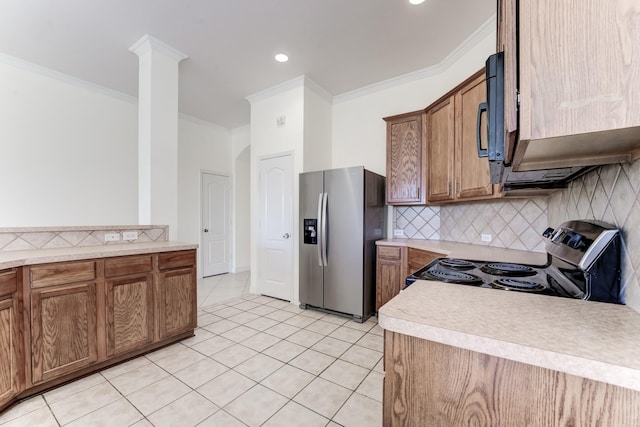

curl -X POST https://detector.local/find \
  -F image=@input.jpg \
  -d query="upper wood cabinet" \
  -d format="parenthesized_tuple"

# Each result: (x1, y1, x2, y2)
(426, 71, 498, 203)
(502, 0, 640, 170)
(384, 111, 427, 205)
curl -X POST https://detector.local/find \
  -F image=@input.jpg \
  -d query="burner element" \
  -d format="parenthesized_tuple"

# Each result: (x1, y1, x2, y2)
(490, 278, 546, 292)
(481, 262, 536, 277)
(420, 269, 483, 286)
(438, 258, 476, 270)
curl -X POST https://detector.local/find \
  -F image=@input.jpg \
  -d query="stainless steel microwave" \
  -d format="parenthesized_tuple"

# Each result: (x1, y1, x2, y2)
(477, 52, 593, 191)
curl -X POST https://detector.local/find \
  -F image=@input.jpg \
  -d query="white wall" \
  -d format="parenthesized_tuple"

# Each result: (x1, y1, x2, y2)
(177, 115, 232, 263)
(331, 28, 496, 176)
(232, 126, 251, 272)
(0, 58, 139, 226)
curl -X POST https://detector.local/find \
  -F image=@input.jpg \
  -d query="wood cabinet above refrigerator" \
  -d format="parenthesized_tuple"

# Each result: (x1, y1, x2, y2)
(501, 0, 640, 172)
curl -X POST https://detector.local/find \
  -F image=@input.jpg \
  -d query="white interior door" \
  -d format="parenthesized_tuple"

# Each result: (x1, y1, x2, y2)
(258, 154, 293, 300)
(202, 172, 230, 277)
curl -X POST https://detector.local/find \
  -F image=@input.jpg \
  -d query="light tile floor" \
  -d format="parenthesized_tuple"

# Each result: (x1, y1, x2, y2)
(0, 272, 383, 426)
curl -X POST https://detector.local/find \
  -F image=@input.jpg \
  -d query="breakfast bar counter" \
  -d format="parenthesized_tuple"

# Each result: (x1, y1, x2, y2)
(379, 280, 640, 391)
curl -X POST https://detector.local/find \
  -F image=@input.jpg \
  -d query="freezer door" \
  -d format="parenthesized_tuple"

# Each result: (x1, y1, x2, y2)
(323, 167, 364, 317)
(299, 170, 324, 307)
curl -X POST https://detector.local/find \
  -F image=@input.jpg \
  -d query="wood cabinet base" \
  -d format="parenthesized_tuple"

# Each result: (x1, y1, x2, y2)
(0, 249, 197, 414)
(383, 331, 640, 426)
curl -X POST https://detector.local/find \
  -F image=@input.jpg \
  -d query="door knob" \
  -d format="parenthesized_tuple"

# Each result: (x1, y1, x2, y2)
(283, 233, 290, 239)
(203, 229, 209, 233)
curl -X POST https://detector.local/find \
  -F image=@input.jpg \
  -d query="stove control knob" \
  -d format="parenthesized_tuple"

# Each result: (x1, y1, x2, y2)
(567, 233, 587, 250)
(542, 227, 555, 238)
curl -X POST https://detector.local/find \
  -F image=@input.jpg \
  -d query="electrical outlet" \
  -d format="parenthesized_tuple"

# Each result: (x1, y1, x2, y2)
(104, 233, 120, 242)
(394, 229, 405, 237)
(481, 233, 492, 242)
(122, 231, 138, 241)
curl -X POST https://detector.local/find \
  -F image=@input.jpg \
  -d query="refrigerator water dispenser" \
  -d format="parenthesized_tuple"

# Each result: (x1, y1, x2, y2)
(303, 219, 317, 244)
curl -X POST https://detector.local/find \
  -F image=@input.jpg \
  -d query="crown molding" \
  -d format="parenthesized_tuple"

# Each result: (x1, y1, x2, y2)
(333, 14, 497, 104)
(303, 76, 333, 103)
(245, 75, 305, 104)
(246, 75, 333, 105)
(129, 34, 188, 62)
(0, 52, 137, 105)
(178, 112, 230, 132)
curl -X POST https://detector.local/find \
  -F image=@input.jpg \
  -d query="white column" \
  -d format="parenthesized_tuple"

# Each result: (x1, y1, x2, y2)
(129, 35, 187, 240)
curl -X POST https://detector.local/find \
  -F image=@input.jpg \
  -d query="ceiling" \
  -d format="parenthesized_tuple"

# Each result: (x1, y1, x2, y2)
(0, 0, 496, 129)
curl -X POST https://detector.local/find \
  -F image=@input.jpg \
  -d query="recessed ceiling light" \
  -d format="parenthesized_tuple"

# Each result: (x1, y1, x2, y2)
(409, 0, 425, 4)
(275, 53, 289, 63)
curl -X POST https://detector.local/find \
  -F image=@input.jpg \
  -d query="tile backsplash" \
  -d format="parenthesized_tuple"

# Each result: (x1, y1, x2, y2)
(548, 160, 640, 313)
(0, 225, 168, 252)
(395, 198, 548, 253)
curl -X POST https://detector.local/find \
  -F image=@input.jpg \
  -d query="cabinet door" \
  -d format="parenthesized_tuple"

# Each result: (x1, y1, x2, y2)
(0, 297, 21, 408)
(31, 283, 98, 383)
(157, 267, 197, 339)
(498, 0, 518, 163)
(385, 112, 427, 205)
(456, 74, 494, 200)
(427, 97, 455, 202)
(376, 247, 404, 311)
(515, 0, 640, 169)
(106, 274, 154, 357)
(406, 248, 442, 275)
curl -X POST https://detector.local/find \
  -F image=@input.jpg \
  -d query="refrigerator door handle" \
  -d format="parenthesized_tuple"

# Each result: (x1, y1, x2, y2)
(317, 193, 324, 266)
(321, 192, 328, 266)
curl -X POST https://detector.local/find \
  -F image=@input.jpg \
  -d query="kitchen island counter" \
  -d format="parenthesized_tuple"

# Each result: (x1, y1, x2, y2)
(379, 279, 640, 392)
(0, 241, 198, 270)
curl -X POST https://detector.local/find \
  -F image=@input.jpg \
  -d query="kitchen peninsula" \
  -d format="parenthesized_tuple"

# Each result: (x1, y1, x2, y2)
(378, 258, 640, 425)
(0, 228, 197, 413)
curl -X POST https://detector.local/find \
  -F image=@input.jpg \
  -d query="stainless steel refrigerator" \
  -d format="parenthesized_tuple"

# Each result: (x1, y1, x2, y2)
(299, 166, 386, 322)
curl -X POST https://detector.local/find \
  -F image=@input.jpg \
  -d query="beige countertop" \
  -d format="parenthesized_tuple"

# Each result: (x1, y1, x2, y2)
(376, 238, 548, 265)
(0, 241, 198, 269)
(379, 280, 640, 392)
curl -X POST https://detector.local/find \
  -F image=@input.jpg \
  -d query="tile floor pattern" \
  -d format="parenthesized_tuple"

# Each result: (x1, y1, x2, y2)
(0, 272, 384, 427)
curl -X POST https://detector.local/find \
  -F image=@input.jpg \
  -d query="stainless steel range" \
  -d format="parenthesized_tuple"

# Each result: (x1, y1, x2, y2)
(405, 220, 623, 304)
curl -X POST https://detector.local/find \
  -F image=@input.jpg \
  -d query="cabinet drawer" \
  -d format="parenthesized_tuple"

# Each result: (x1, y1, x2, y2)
(378, 246, 401, 260)
(105, 255, 152, 278)
(30, 261, 96, 288)
(0, 269, 17, 297)
(158, 251, 195, 271)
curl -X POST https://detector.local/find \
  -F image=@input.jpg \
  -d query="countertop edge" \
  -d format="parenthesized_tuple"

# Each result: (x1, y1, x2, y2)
(379, 310, 640, 392)
(0, 242, 198, 269)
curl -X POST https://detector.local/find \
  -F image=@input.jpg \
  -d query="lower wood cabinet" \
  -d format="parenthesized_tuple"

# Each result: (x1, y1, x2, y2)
(1, 249, 197, 413)
(157, 252, 197, 339)
(0, 269, 23, 410)
(376, 246, 443, 311)
(376, 246, 405, 311)
(105, 255, 154, 357)
(30, 282, 98, 384)
(383, 331, 640, 426)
